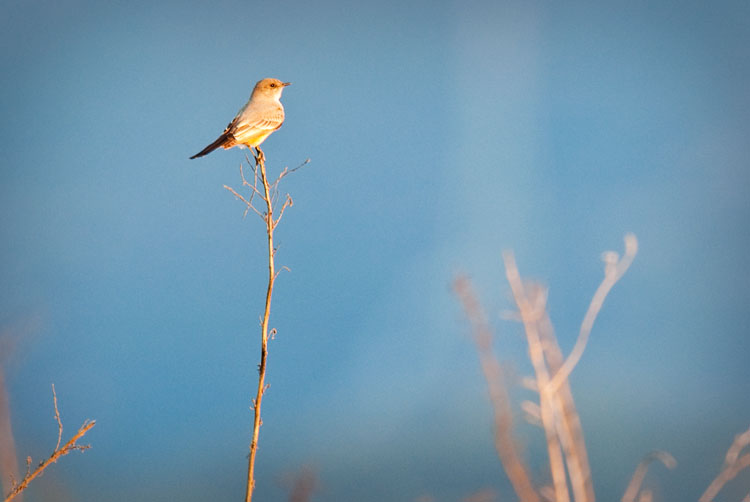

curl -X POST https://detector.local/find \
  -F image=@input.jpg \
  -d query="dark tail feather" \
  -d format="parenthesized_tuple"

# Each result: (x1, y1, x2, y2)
(190, 132, 232, 159)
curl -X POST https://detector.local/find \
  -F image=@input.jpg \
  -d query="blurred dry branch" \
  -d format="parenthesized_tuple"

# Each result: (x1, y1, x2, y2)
(3, 385, 95, 502)
(546, 234, 638, 395)
(621, 451, 676, 502)
(0, 368, 19, 501)
(503, 254, 573, 502)
(455, 234, 639, 502)
(463, 488, 498, 502)
(224, 148, 309, 502)
(700, 425, 750, 502)
(0, 315, 43, 500)
(454, 277, 539, 502)
(636, 490, 653, 502)
(287, 466, 318, 502)
(415, 495, 435, 502)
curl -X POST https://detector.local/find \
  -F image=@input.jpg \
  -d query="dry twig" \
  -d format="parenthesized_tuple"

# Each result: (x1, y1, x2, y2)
(503, 253, 570, 502)
(0, 367, 19, 501)
(495, 234, 637, 502)
(700, 425, 750, 502)
(3, 385, 95, 502)
(454, 277, 540, 502)
(621, 450, 676, 502)
(224, 148, 308, 502)
(547, 234, 638, 395)
(538, 308, 593, 502)
(637, 490, 653, 502)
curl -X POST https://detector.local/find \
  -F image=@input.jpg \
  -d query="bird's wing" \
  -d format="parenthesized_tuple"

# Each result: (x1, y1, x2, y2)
(231, 109, 285, 136)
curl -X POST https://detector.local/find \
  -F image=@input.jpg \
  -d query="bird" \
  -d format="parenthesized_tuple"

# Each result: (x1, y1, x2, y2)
(190, 78, 291, 160)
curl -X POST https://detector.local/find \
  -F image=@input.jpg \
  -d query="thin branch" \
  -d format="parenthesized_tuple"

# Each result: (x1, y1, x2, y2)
(547, 233, 638, 395)
(52, 384, 62, 451)
(0, 366, 19, 502)
(498, 236, 637, 502)
(228, 155, 309, 228)
(224, 185, 263, 219)
(242, 161, 264, 200)
(4, 388, 95, 502)
(274, 266, 291, 282)
(245, 150, 275, 502)
(275, 158, 311, 185)
(535, 298, 594, 502)
(621, 450, 676, 502)
(725, 427, 750, 466)
(503, 253, 570, 502)
(274, 195, 294, 228)
(700, 426, 750, 502)
(700, 454, 750, 502)
(454, 276, 540, 502)
(226, 148, 308, 502)
(521, 400, 542, 427)
(637, 490, 653, 502)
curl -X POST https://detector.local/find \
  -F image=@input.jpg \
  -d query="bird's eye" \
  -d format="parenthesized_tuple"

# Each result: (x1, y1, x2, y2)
(270, 83, 277, 88)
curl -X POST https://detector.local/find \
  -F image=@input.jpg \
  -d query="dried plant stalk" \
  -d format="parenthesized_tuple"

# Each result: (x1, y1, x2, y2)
(536, 308, 593, 502)
(498, 235, 637, 502)
(224, 149, 308, 502)
(621, 450, 676, 502)
(503, 253, 570, 502)
(636, 490, 652, 502)
(546, 234, 638, 395)
(454, 277, 540, 502)
(700, 426, 750, 502)
(4, 385, 95, 502)
(0, 368, 19, 501)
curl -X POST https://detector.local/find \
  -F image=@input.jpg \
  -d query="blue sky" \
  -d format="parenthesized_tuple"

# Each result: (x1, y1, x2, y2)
(1, 0, 749, 501)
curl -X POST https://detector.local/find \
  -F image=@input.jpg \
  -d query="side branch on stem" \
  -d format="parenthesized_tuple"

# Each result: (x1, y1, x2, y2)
(621, 450, 676, 502)
(4, 385, 95, 502)
(546, 234, 638, 395)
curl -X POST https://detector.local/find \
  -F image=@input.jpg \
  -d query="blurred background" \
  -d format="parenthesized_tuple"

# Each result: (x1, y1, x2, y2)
(1, 0, 749, 500)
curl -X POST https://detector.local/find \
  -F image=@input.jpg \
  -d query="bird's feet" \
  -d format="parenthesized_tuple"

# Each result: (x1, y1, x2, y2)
(253, 147, 266, 165)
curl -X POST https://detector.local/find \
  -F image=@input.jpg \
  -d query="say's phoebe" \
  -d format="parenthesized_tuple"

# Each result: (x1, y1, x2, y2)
(190, 78, 290, 159)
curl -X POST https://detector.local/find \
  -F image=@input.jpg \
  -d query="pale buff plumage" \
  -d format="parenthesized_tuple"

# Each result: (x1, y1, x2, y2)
(190, 78, 290, 159)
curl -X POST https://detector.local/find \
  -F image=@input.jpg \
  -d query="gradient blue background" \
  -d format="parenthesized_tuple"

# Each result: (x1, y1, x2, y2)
(2, 1, 749, 500)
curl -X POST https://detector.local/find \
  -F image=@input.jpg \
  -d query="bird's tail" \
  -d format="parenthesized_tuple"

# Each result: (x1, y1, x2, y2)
(190, 132, 232, 159)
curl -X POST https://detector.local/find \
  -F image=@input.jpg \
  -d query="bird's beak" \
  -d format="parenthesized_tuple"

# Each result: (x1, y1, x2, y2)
(282, 82, 292, 87)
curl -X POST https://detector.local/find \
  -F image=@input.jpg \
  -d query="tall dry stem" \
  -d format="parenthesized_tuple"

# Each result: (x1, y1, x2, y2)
(535, 305, 593, 502)
(482, 234, 637, 502)
(454, 277, 540, 502)
(224, 149, 307, 502)
(504, 254, 570, 502)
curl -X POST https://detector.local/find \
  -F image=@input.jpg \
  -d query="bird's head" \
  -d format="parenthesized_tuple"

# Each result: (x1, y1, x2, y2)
(253, 78, 291, 101)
